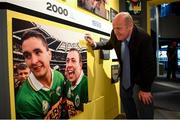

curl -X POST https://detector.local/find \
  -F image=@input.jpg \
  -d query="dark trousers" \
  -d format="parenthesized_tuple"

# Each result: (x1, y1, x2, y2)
(120, 84, 154, 119)
(167, 61, 177, 80)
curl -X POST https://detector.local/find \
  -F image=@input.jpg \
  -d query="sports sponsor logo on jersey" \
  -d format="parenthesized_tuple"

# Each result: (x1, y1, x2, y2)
(42, 100, 49, 115)
(75, 95, 80, 107)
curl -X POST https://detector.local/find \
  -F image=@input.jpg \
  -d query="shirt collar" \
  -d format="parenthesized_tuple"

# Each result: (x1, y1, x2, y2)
(28, 69, 53, 91)
(71, 71, 84, 90)
(126, 35, 131, 43)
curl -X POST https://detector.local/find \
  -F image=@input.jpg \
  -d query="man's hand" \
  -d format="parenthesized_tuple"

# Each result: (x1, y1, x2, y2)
(84, 33, 95, 47)
(138, 90, 153, 105)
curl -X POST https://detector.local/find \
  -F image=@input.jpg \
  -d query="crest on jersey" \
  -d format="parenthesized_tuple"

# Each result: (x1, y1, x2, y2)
(42, 100, 49, 115)
(67, 88, 71, 98)
(75, 95, 80, 107)
(56, 86, 61, 96)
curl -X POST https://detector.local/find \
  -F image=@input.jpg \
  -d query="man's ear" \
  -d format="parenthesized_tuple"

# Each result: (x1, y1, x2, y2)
(48, 50, 52, 60)
(128, 22, 133, 30)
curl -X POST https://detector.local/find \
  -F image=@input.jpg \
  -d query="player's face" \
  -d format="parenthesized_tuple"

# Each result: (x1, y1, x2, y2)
(113, 17, 131, 42)
(17, 68, 30, 81)
(22, 37, 51, 80)
(65, 51, 82, 83)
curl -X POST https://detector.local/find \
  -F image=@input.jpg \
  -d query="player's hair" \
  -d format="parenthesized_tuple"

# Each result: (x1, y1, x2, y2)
(16, 63, 28, 71)
(68, 48, 82, 63)
(21, 30, 49, 51)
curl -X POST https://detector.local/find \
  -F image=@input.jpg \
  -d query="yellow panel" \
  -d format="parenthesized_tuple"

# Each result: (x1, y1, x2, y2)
(7, 10, 93, 119)
(72, 96, 104, 119)
(104, 61, 121, 118)
(7, 10, 16, 119)
(109, 0, 119, 12)
(7, 0, 121, 117)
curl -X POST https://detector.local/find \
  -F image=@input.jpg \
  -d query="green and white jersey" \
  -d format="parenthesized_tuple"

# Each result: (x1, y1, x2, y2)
(65, 71, 88, 111)
(16, 70, 64, 119)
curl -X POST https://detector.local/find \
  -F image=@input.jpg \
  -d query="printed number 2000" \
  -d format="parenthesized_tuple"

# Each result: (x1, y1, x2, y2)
(46, 2, 68, 16)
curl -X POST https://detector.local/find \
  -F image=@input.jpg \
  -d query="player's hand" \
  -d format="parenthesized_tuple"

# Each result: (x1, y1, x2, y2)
(84, 33, 95, 47)
(138, 90, 153, 105)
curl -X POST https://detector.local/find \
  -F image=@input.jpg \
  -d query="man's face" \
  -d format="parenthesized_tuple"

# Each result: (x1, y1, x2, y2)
(112, 17, 132, 41)
(17, 68, 30, 81)
(65, 51, 82, 82)
(22, 37, 51, 80)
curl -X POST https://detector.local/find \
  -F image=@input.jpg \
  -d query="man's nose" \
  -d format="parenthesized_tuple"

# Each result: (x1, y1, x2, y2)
(67, 60, 73, 66)
(22, 74, 26, 78)
(31, 54, 38, 64)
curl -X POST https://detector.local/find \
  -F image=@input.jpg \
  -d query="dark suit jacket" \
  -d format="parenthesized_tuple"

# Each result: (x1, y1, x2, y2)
(95, 25, 156, 92)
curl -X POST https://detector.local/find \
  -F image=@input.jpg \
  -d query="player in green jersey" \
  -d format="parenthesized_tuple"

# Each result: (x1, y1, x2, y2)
(63, 48, 88, 118)
(14, 62, 30, 94)
(15, 30, 65, 119)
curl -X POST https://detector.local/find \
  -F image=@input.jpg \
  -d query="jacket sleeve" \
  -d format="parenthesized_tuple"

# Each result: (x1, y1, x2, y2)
(94, 30, 115, 50)
(139, 34, 156, 92)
